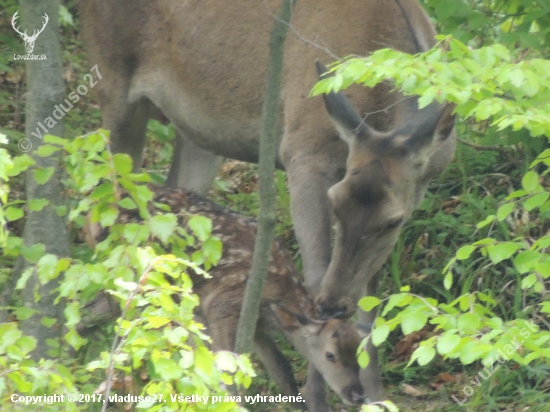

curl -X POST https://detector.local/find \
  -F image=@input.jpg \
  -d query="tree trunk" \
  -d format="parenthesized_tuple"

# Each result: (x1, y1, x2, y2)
(17, 0, 70, 360)
(235, 0, 297, 353)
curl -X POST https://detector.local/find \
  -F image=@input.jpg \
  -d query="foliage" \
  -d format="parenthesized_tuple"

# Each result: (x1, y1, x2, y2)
(312, 6, 550, 407)
(421, 0, 550, 54)
(311, 37, 550, 139)
(358, 287, 548, 367)
(0, 131, 254, 411)
(0, 132, 14, 247)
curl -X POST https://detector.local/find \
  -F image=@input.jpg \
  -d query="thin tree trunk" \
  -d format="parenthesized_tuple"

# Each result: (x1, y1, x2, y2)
(235, 0, 297, 353)
(17, 0, 70, 360)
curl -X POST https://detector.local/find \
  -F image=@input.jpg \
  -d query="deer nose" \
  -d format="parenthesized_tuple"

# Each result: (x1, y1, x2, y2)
(316, 302, 348, 320)
(351, 389, 368, 404)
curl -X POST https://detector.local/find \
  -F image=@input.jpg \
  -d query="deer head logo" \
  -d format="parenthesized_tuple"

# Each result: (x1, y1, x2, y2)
(12, 11, 49, 54)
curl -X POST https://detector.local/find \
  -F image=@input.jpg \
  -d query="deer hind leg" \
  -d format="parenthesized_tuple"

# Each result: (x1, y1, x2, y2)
(357, 272, 383, 403)
(165, 132, 223, 195)
(253, 328, 307, 411)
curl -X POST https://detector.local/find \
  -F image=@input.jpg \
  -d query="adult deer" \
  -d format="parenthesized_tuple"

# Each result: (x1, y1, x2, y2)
(83, 186, 365, 410)
(80, 0, 456, 409)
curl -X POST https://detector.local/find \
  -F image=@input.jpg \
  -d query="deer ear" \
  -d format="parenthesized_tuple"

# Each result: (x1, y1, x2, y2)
(432, 103, 456, 142)
(316, 62, 373, 145)
(402, 103, 456, 154)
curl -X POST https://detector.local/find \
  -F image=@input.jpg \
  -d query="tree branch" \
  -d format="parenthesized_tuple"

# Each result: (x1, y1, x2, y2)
(235, 0, 297, 353)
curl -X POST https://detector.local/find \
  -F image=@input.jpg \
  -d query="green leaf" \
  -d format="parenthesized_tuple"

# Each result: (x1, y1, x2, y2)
(458, 313, 481, 333)
(113, 153, 133, 176)
(33, 144, 61, 157)
(371, 324, 390, 346)
(437, 333, 461, 356)
(521, 273, 538, 289)
(459, 340, 485, 365)
(486, 242, 521, 264)
(485, 317, 503, 329)
(476, 215, 495, 229)
(7, 155, 35, 176)
(99, 208, 118, 227)
(33, 167, 55, 184)
(147, 316, 172, 328)
(0, 323, 22, 349)
(382, 293, 412, 316)
(514, 251, 540, 274)
(64, 301, 80, 327)
(5, 207, 24, 222)
(215, 351, 238, 372)
(150, 214, 178, 243)
(401, 313, 428, 335)
(521, 171, 539, 192)
(29, 198, 49, 211)
(358, 296, 381, 312)
(194, 346, 215, 376)
(123, 223, 149, 244)
(15, 268, 33, 290)
(456, 245, 476, 260)
(65, 328, 87, 351)
(357, 350, 370, 368)
(496, 203, 514, 221)
(41, 317, 57, 327)
(203, 237, 222, 265)
(16, 336, 37, 355)
(177, 350, 194, 370)
(21, 243, 46, 263)
(410, 345, 436, 366)
(15, 307, 36, 320)
(524, 192, 549, 211)
(188, 215, 212, 242)
(443, 271, 453, 290)
(118, 197, 137, 210)
(37, 254, 59, 282)
(363, 406, 383, 412)
(541, 301, 550, 314)
(59, 5, 74, 26)
(55, 205, 67, 217)
(535, 261, 550, 279)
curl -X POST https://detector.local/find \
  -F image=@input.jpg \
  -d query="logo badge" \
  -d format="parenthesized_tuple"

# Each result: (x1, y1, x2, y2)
(12, 11, 49, 54)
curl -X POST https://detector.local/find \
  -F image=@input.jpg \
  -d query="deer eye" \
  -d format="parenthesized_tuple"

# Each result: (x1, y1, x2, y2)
(386, 217, 403, 230)
(326, 351, 336, 362)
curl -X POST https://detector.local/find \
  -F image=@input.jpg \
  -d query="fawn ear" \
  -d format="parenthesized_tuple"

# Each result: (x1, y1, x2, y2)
(271, 304, 326, 335)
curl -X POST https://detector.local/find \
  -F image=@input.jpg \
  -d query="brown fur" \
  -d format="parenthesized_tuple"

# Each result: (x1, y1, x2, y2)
(83, 186, 364, 408)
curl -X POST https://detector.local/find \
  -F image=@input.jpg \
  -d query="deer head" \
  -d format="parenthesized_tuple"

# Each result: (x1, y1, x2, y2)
(314, 62, 456, 319)
(272, 304, 365, 405)
(12, 11, 49, 54)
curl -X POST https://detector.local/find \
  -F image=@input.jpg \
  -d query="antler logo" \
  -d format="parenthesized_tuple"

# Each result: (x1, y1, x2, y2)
(12, 11, 49, 54)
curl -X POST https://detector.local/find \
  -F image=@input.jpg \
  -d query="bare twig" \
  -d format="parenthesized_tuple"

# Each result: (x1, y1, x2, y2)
(261, 0, 340, 60)
(458, 138, 509, 156)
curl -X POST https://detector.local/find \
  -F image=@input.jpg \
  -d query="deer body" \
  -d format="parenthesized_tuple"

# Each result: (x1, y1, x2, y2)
(80, 0, 456, 407)
(84, 186, 364, 409)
